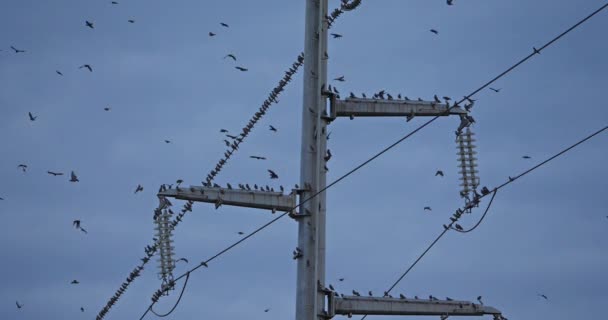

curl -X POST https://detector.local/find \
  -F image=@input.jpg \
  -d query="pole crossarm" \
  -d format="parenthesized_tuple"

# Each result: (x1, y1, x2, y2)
(157, 186, 296, 213)
(328, 295, 502, 318)
(329, 96, 466, 119)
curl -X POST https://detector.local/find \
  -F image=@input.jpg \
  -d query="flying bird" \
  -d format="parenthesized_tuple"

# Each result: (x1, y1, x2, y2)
(338, 278, 345, 282)
(489, 87, 501, 93)
(16, 301, 23, 309)
(164, 140, 171, 143)
(209, 32, 216, 37)
(47, 171, 64, 176)
(447, 0, 454, 5)
(264, 309, 270, 313)
(69, 171, 79, 182)
(237, 231, 244, 235)
(334, 75, 345, 82)
(268, 169, 279, 179)
(250, 155, 266, 160)
(18, 164, 28, 172)
(430, 29, 439, 35)
(269, 125, 277, 132)
(81, 307, 85, 312)
(73, 220, 81, 229)
(134, 184, 143, 194)
(10, 46, 26, 53)
(235, 66, 248, 72)
(435, 170, 444, 177)
(424, 206, 432, 211)
(176, 258, 189, 263)
(111, 1, 119, 4)
(79, 64, 93, 72)
(104, 107, 111, 111)
(80, 227, 88, 234)
(128, 19, 135, 23)
(220, 129, 229, 133)
(522, 155, 531, 159)
(28, 112, 37, 121)
(538, 294, 548, 300)
(85, 21, 94, 29)
(56, 70, 63, 76)
(224, 54, 237, 61)
(220, 22, 229, 28)
(477, 296, 483, 304)
(331, 33, 343, 38)
(71, 280, 80, 284)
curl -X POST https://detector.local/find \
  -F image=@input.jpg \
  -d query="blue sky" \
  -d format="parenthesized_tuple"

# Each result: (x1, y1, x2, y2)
(1, 0, 607, 319)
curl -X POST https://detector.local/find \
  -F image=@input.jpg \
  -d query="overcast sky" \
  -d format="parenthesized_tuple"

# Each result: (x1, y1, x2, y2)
(1, 0, 607, 319)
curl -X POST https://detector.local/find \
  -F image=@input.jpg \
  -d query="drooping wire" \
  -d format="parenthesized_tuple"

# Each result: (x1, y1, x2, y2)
(150, 272, 191, 318)
(359, 125, 607, 320)
(95, 1, 367, 320)
(135, 0, 608, 314)
(451, 190, 498, 233)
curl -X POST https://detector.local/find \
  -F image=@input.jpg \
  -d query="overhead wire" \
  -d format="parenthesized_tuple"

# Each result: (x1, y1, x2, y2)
(135, 1, 608, 318)
(359, 125, 607, 320)
(95, 1, 366, 319)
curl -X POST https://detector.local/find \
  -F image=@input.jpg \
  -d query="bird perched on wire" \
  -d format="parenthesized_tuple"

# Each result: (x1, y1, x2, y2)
(481, 186, 490, 196)
(268, 169, 279, 179)
(28, 112, 37, 121)
(79, 64, 93, 72)
(70, 171, 79, 182)
(435, 170, 444, 177)
(17, 164, 28, 172)
(134, 184, 143, 194)
(352, 290, 360, 296)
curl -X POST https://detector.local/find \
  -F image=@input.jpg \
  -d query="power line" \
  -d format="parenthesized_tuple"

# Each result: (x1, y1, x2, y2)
(95, 2, 367, 319)
(135, 1, 608, 315)
(450, 190, 498, 233)
(360, 124, 607, 320)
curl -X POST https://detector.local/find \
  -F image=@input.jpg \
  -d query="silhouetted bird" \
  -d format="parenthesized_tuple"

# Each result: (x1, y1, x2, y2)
(334, 76, 345, 82)
(455, 224, 463, 231)
(134, 184, 143, 194)
(477, 296, 483, 304)
(237, 231, 244, 235)
(18, 164, 28, 172)
(269, 125, 278, 132)
(533, 47, 541, 54)
(268, 170, 279, 179)
(352, 290, 360, 296)
(538, 294, 548, 300)
(250, 155, 266, 160)
(56, 70, 63, 76)
(10, 46, 26, 53)
(128, 19, 135, 23)
(85, 21, 94, 29)
(16, 301, 23, 309)
(164, 140, 171, 143)
(481, 186, 490, 195)
(71, 280, 80, 284)
(79, 64, 93, 72)
(104, 107, 111, 111)
(28, 112, 37, 121)
(264, 309, 270, 312)
(331, 33, 343, 38)
(424, 206, 432, 211)
(235, 66, 248, 72)
(176, 258, 189, 263)
(489, 87, 501, 93)
(220, 22, 229, 28)
(47, 171, 63, 176)
(220, 129, 229, 133)
(70, 171, 79, 182)
(430, 29, 439, 35)
(81, 307, 84, 312)
(447, 0, 454, 5)
(209, 32, 216, 37)
(224, 54, 237, 61)
(435, 170, 444, 177)
(522, 155, 531, 159)
(73, 220, 81, 229)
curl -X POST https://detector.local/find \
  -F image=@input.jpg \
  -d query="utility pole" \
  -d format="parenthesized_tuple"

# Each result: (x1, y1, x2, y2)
(297, 1, 326, 320)
(156, 1, 505, 320)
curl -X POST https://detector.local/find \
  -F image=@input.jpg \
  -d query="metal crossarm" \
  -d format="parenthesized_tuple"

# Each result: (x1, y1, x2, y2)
(158, 186, 297, 213)
(329, 96, 466, 119)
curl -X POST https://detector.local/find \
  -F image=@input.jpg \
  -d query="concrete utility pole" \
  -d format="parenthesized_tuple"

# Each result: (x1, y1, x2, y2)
(157, 1, 505, 320)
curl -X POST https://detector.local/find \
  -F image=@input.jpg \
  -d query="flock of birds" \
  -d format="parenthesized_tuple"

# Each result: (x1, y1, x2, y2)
(2, 0, 573, 317)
